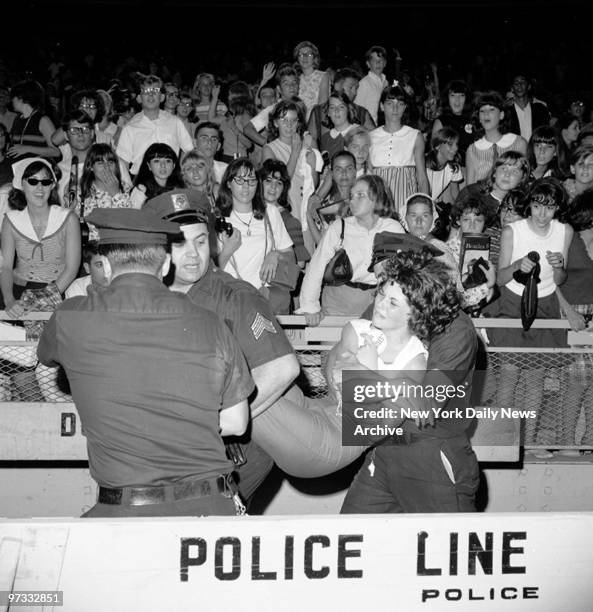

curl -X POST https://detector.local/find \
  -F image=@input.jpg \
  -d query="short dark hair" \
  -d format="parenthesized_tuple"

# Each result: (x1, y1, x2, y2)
(267, 99, 306, 141)
(69, 89, 105, 123)
(472, 91, 509, 136)
(365, 45, 387, 62)
(327, 90, 356, 127)
(334, 68, 362, 84)
(258, 159, 291, 210)
(526, 176, 568, 219)
(82, 241, 100, 265)
(98, 243, 168, 273)
(10, 80, 45, 110)
(8, 160, 60, 211)
(500, 188, 528, 218)
(570, 144, 593, 166)
(331, 149, 356, 169)
(276, 63, 299, 86)
(527, 126, 562, 178)
(62, 109, 95, 132)
(450, 194, 495, 228)
(485, 151, 530, 192)
(381, 249, 460, 341)
(194, 120, 223, 141)
(567, 190, 593, 231)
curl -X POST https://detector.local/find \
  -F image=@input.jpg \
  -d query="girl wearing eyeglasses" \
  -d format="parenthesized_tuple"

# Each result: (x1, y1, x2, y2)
(215, 158, 295, 314)
(176, 90, 198, 140)
(263, 99, 323, 256)
(1, 158, 80, 319)
(293, 40, 330, 120)
(50, 89, 110, 149)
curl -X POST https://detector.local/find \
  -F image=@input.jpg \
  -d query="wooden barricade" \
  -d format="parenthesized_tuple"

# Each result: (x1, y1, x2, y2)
(3, 314, 593, 517)
(0, 512, 593, 611)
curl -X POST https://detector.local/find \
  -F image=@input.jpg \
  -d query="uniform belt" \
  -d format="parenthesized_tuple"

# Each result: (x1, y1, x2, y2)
(345, 281, 376, 291)
(97, 474, 236, 506)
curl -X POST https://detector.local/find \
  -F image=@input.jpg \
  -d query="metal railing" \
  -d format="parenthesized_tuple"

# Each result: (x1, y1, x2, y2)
(2, 312, 593, 450)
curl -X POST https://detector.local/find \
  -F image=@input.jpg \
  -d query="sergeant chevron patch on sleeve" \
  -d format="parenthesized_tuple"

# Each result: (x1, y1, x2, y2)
(251, 312, 277, 339)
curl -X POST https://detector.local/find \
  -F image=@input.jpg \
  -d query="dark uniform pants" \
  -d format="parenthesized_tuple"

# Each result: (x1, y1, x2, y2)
(233, 439, 275, 506)
(341, 435, 479, 514)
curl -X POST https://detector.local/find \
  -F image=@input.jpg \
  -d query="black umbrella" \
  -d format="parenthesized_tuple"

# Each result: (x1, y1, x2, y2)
(512, 251, 540, 331)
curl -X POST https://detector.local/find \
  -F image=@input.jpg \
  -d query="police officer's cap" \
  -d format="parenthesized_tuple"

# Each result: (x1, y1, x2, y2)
(368, 232, 444, 272)
(165, 210, 210, 226)
(86, 209, 181, 245)
(143, 188, 211, 221)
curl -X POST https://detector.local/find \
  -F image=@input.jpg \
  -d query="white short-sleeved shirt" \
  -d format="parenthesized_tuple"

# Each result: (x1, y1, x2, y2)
(354, 72, 387, 124)
(116, 110, 194, 175)
(223, 204, 293, 289)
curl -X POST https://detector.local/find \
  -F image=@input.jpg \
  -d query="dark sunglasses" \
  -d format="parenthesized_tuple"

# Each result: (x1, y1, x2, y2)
(25, 178, 54, 186)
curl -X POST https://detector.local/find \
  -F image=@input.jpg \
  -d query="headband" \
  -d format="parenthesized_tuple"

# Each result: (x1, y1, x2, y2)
(12, 157, 57, 190)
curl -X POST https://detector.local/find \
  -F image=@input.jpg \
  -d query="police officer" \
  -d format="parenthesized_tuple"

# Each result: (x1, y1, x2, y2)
(158, 202, 300, 506)
(37, 208, 253, 517)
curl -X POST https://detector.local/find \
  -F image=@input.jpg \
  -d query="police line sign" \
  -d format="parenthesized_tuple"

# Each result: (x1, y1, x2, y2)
(1, 513, 592, 611)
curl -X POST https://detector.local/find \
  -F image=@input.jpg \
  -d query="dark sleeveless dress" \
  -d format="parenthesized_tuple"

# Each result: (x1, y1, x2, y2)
(9, 111, 47, 162)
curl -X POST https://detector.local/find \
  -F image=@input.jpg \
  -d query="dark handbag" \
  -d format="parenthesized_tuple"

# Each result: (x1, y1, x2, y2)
(323, 218, 353, 285)
(264, 213, 300, 291)
(513, 252, 541, 331)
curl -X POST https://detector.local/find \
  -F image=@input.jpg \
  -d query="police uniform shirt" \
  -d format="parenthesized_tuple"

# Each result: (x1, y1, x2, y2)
(187, 265, 294, 370)
(38, 273, 254, 488)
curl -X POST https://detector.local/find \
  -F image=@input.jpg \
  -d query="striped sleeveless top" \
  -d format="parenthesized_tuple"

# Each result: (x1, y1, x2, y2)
(5, 206, 73, 285)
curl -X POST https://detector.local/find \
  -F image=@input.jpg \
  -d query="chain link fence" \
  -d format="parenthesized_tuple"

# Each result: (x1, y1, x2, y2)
(473, 349, 593, 448)
(0, 342, 71, 402)
(3, 317, 593, 450)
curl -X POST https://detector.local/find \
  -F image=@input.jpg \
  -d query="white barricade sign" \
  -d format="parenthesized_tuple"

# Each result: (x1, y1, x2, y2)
(0, 401, 519, 462)
(0, 513, 592, 611)
(0, 403, 86, 461)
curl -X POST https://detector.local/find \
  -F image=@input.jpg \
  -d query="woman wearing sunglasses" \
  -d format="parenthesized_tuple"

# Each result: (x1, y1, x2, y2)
(1, 158, 81, 318)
